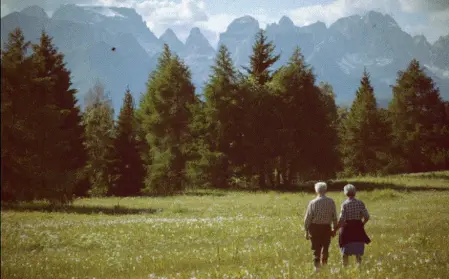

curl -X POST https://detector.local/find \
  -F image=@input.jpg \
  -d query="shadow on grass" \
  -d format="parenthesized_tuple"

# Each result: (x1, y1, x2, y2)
(217, 180, 449, 194)
(284, 181, 449, 193)
(182, 191, 227, 197)
(392, 174, 449, 180)
(1, 203, 161, 215)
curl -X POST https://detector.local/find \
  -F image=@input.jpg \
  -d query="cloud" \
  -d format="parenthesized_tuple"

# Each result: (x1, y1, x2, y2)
(286, 0, 448, 42)
(398, 0, 449, 42)
(2, 0, 448, 46)
(286, 0, 402, 27)
(1, 3, 11, 17)
(129, 1, 277, 46)
(1, 0, 93, 14)
(398, 0, 449, 13)
(133, 0, 209, 42)
(0, 0, 277, 47)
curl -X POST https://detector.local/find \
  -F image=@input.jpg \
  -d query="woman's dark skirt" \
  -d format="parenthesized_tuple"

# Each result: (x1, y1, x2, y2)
(339, 220, 371, 255)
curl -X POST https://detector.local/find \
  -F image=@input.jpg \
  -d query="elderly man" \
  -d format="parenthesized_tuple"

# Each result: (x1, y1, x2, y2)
(304, 182, 338, 271)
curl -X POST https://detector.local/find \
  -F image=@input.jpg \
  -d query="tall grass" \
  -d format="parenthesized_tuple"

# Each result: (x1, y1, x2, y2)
(1, 172, 449, 278)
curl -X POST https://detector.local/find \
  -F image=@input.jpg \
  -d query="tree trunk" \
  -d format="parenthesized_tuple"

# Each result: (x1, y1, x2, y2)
(275, 168, 281, 189)
(268, 163, 275, 189)
(258, 161, 266, 189)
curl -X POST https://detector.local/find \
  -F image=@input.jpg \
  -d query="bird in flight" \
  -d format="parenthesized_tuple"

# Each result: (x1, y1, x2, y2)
(111, 47, 116, 51)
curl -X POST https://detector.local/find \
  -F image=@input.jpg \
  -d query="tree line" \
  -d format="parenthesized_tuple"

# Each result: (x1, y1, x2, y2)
(2, 28, 449, 203)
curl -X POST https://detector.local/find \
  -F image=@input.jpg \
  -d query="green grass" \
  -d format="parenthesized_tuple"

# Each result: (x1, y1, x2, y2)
(335, 170, 449, 189)
(2, 172, 449, 278)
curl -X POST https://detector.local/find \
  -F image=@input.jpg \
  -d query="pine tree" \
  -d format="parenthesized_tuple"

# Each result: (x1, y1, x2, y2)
(1, 28, 35, 201)
(1, 29, 84, 203)
(341, 69, 387, 176)
(269, 47, 331, 185)
(138, 44, 196, 195)
(111, 87, 145, 196)
(316, 82, 341, 178)
(200, 44, 241, 188)
(83, 81, 116, 196)
(245, 29, 281, 86)
(243, 29, 280, 188)
(30, 31, 87, 202)
(389, 59, 447, 172)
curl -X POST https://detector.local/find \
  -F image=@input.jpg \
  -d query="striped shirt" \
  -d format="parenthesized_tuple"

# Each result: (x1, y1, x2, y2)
(304, 195, 338, 231)
(339, 198, 370, 223)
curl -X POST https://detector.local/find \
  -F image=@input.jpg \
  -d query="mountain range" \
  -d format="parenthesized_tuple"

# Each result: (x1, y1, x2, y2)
(1, 4, 448, 112)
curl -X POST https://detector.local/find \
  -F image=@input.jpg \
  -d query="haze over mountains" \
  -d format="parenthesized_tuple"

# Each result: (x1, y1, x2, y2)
(1, 4, 448, 112)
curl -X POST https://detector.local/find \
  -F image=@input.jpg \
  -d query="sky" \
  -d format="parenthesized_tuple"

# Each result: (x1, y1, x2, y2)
(2, 0, 449, 47)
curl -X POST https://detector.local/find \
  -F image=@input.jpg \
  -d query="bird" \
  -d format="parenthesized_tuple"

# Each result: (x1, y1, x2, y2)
(111, 47, 116, 51)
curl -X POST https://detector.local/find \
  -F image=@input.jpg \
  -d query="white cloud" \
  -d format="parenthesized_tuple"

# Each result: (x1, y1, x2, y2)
(0, 0, 278, 47)
(130, 1, 278, 46)
(286, 0, 401, 27)
(398, 0, 449, 42)
(1, 3, 11, 17)
(1, 0, 448, 45)
(130, 0, 209, 42)
(398, 0, 449, 13)
(286, 0, 448, 43)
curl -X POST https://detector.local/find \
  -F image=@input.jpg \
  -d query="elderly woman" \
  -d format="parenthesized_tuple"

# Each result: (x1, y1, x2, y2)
(304, 182, 338, 272)
(335, 184, 371, 266)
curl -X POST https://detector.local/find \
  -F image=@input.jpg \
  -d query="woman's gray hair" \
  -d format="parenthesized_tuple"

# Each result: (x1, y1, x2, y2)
(314, 182, 327, 194)
(344, 184, 356, 196)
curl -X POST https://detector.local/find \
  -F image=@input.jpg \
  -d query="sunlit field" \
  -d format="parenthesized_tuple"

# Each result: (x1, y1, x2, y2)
(2, 172, 449, 278)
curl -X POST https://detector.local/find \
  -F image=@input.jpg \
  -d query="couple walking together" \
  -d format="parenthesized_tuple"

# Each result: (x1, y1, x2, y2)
(304, 182, 371, 272)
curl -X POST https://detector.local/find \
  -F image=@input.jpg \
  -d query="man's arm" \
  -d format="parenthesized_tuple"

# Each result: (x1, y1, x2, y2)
(331, 200, 338, 236)
(304, 202, 313, 233)
(336, 203, 346, 230)
(332, 200, 338, 229)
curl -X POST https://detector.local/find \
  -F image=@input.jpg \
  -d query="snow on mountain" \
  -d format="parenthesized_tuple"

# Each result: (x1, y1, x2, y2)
(2, 4, 449, 107)
(425, 64, 449, 79)
(83, 6, 126, 18)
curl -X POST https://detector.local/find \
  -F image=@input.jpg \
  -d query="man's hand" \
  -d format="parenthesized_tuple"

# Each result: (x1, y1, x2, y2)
(305, 232, 310, 240)
(331, 230, 337, 237)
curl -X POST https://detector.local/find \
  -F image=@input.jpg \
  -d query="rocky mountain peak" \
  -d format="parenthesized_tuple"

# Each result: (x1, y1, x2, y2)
(160, 28, 184, 53)
(279, 16, 294, 27)
(185, 27, 214, 54)
(21, 5, 48, 19)
(226, 15, 260, 34)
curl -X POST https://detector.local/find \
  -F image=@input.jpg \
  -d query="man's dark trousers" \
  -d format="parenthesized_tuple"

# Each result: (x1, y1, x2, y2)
(309, 223, 332, 267)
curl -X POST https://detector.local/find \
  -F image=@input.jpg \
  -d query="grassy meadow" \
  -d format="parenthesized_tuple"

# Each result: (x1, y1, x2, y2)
(2, 171, 449, 278)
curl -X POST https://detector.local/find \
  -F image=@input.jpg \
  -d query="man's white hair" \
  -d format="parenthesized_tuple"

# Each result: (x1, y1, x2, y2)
(314, 182, 327, 194)
(344, 184, 356, 196)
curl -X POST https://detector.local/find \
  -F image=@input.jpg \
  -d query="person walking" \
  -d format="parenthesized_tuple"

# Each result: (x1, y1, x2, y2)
(335, 184, 371, 267)
(304, 181, 338, 272)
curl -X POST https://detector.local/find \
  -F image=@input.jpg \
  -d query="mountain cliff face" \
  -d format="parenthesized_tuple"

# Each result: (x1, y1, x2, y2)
(265, 16, 314, 69)
(160, 28, 184, 55)
(217, 16, 260, 69)
(1, 5, 448, 112)
(181, 27, 215, 91)
(21, 5, 48, 19)
(432, 34, 449, 72)
(52, 4, 162, 57)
